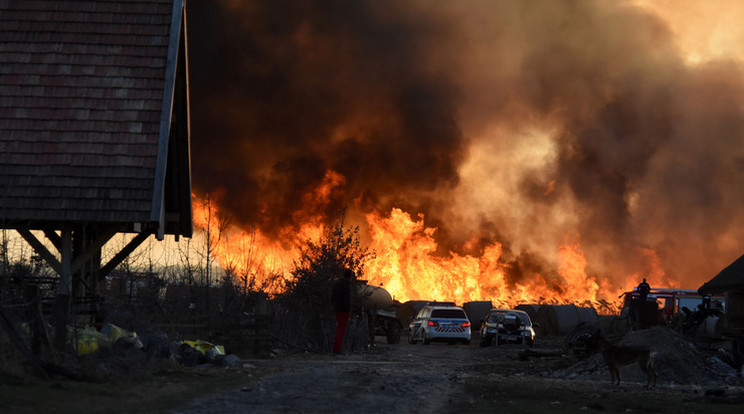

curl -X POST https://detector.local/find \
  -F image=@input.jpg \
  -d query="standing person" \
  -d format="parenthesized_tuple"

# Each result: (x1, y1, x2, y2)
(331, 268, 354, 354)
(637, 278, 651, 301)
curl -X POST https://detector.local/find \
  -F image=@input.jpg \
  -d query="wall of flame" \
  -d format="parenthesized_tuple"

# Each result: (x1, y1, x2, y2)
(186, 0, 744, 311)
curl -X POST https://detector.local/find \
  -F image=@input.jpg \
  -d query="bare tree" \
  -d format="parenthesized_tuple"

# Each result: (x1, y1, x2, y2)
(274, 223, 374, 352)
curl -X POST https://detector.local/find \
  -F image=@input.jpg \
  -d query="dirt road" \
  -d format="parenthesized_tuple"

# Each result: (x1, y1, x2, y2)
(163, 343, 472, 414)
(156, 336, 744, 414)
(4, 334, 744, 414)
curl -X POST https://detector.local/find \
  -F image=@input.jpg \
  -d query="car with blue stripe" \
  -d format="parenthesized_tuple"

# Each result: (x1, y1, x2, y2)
(408, 304, 471, 345)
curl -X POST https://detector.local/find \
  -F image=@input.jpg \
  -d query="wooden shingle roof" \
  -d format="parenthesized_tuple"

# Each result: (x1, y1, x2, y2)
(699, 254, 744, 295)
(0, 0, 191, 237)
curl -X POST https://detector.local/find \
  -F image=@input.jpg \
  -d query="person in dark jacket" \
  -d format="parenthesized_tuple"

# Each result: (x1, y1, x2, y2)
(637, 278, 651, 301)
(331, 268, 354, 354)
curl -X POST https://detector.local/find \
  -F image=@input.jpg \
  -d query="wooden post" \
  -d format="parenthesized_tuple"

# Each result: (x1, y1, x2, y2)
(54, 228, 72, 352)
(24, 284, 41, 356)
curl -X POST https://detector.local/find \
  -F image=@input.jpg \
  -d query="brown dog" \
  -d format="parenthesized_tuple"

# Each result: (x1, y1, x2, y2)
(593, 333, 657, 388)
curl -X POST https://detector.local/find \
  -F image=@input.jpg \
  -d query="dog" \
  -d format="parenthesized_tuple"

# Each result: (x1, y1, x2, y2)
(591, 330, 657, 388)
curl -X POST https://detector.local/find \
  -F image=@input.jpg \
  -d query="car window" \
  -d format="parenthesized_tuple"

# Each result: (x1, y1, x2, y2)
(487, 311, 531, 326)
(487, 312, 505, 323)
(430, 309, 467, 319)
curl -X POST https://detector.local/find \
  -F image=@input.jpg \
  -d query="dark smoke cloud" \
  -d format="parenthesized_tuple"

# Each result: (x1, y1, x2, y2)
(187, 1, 465, 239)
(187, 0, 744, 289)
(500, 2, 744, 286)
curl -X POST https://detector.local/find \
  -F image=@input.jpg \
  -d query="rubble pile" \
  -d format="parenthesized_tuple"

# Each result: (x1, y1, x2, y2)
(553, 326, 741, 386)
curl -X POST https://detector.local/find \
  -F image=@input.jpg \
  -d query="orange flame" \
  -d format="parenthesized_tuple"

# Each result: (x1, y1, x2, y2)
(545, 180, 556, 195)
(192, 171, 671, 313)
(363, 210, 611, 310)
(191, 171, 347, 291)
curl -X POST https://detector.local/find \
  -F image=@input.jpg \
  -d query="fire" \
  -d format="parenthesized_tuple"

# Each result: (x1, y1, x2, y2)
(545, 180, 556, 195)
(192, 195, 298, 292)
(364, 210, 610, 310)
(191, 171, 347, 291)
(363, 208, 504, 304)
(191, 172, 666, 312)
(556, 238, 600, 305)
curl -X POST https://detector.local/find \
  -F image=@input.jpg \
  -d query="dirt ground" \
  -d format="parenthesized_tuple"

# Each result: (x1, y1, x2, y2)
(2, 330, 744, 414)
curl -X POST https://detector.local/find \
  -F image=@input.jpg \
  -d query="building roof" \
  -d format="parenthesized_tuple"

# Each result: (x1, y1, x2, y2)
(699, 254, 744, 295)
(0, 0, 192, 237)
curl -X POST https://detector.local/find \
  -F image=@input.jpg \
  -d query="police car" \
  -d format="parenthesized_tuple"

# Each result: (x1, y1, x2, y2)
(407, 303, 471, 345)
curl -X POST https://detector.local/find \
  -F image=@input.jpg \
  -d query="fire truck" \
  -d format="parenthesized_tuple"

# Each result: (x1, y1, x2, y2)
(620, 288, 725, 330)
(565, 288, 727, 357)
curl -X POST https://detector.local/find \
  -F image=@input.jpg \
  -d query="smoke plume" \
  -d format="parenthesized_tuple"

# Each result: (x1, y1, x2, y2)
(187, 0, 744, 291)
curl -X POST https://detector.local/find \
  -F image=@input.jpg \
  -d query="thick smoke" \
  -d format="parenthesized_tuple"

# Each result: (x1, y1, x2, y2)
(187, 1, 744, 290)
(187, 1, 465, 240)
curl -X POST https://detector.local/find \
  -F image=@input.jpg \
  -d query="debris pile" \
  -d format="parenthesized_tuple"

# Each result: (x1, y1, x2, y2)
(553, 326, 741, 386)
(70, 324, 245, 379)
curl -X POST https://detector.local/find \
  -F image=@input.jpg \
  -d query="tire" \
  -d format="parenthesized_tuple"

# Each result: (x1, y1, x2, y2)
(564, 323, 598, 357)
(408, 332, 416, 344)
(422, 330, 430, 345)
(463, 339, 471, 346)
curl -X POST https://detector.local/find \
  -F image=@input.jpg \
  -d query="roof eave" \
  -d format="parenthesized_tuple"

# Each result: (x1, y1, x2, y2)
(698, 253, 744, 295)
(151, 0, 187, 239)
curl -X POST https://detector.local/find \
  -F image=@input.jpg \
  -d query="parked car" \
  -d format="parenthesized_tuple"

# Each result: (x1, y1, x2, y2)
(408, 304, 471, 345)
(479, 309, 535, 347)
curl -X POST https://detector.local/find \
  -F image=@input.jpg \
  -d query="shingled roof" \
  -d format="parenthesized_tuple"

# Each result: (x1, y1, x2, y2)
(699, 254, 744, 295)
(0, 0, 192, 238)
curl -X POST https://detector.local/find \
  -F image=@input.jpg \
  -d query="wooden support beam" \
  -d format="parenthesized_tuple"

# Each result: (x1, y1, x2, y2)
(59, 228, 72, 296)
(69, 226, 118, 275)
(53, 228, 72, 352)
(43, 229, 62, 251)
(16, 228, 61, 274)
(99, 231, 152, 278)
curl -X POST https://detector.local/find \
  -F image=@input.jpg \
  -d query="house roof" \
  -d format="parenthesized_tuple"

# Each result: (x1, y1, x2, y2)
(0, 0, 192, 237)
(698, 254, 744, 295)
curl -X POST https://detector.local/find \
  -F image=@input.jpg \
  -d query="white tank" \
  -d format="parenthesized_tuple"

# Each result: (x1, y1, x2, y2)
(356, 282, 394, 311)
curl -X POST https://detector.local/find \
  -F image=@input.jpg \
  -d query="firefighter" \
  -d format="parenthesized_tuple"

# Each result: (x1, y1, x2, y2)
(637, 278, 651, 301)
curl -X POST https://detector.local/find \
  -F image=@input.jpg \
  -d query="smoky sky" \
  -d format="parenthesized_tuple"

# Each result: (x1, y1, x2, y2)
(187, 1, 465, 239)
(186, 0, 744, 289)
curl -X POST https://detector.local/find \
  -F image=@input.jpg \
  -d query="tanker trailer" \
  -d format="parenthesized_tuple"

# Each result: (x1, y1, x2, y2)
(356, 281, 403, 344)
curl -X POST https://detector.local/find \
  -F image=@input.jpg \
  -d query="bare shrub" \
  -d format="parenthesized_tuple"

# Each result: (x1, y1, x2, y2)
(272, 224, 374, 353)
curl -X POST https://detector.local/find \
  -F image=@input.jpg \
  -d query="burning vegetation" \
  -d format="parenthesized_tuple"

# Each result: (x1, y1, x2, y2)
(5, 3, 744, 409)
(185, 1, 744, 309)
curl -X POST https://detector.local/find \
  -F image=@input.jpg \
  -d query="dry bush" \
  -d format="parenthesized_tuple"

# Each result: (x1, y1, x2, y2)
(272, 224, 373, 353)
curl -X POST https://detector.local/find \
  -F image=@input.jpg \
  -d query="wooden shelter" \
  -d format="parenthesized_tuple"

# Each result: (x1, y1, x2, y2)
(0, 0, 192, 306)
(699, 254, 744, 296)
(699, 254, 744, 339)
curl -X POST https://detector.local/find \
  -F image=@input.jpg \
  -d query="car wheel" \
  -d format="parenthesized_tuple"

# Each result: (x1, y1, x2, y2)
(422, 331, 430, 345)
(463, 339, 471, 346)
(408, 332, 416, 344)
